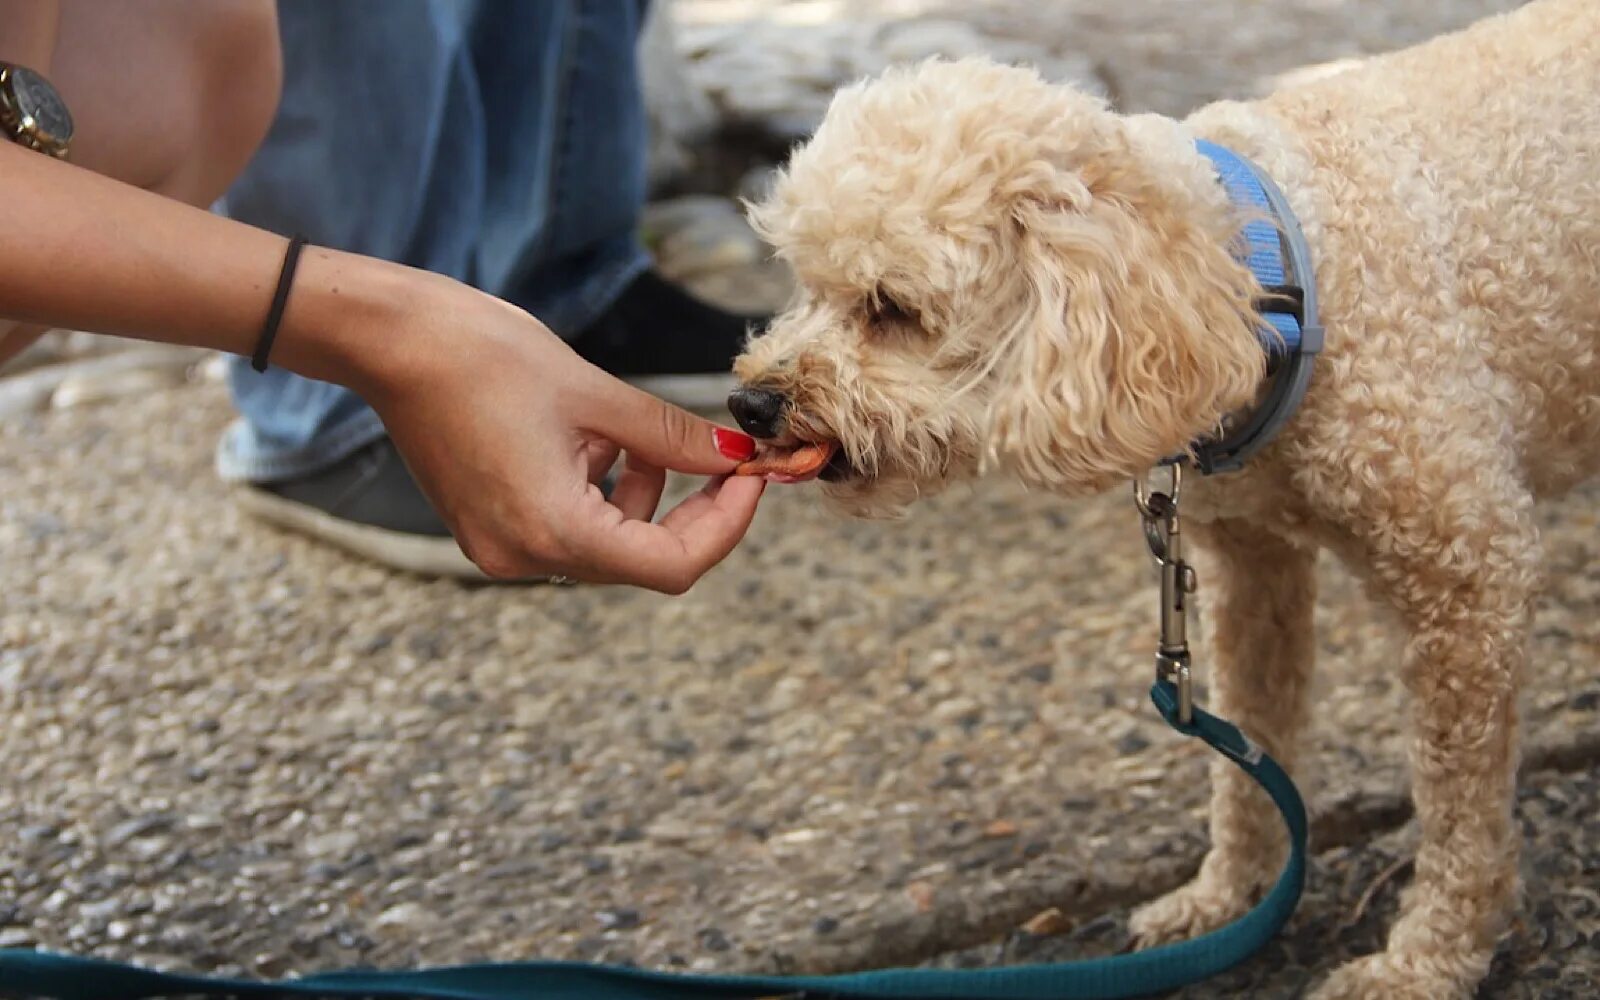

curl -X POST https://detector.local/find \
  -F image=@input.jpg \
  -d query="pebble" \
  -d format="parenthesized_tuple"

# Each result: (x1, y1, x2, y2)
(1114, 732, 1152, 756)
(597, 908, 642, 931)
(538, 831, 571, 853)
(905, 882, 936, 914)
(1020, 907, 1069, 937)
(1018, 663, 1054, 684)
(982, 820, 1019, 839)
(375, 903, 433, 932)
(53, 365, 189, 410)
(105, 813, 174, 848)
(0, 347, 204, 417)
(696, 927, 731, 952)
(303, 830, 362, 859)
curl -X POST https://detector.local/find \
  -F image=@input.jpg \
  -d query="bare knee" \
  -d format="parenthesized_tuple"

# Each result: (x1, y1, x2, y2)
(53, 0, 282, 207)
(174, 0, 283, 206)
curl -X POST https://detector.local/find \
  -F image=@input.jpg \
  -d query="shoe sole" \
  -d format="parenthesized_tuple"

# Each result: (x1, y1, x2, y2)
(237, 487, 497, 581)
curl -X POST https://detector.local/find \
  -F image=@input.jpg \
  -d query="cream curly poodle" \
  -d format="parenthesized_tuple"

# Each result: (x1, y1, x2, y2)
(729, 0, 1600, 995)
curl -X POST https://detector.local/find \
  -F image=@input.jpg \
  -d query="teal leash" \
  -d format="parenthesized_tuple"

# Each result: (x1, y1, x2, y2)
(0, 472, 1307, 1000)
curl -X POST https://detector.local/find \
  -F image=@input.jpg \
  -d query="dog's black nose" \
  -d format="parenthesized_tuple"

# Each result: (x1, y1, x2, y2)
(727, 385, 788, 439)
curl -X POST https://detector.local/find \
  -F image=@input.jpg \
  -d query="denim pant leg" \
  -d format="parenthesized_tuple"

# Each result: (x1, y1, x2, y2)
(218, 0, 651, 483)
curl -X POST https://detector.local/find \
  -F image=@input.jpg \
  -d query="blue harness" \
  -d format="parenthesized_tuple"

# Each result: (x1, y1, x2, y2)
(0, 142, 1317, 1000)
(1188, 140, 1322, 475)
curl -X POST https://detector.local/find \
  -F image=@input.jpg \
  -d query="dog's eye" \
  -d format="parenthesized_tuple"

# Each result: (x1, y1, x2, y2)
(866, 290, 917, 329)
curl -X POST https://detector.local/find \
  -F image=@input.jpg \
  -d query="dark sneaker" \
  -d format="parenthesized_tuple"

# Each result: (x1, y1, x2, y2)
(237, 438, 487, 579)
(570, 269, 770, 410)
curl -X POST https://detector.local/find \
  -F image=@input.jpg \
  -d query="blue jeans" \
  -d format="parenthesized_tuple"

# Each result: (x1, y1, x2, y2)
(218, 0, 651, 482)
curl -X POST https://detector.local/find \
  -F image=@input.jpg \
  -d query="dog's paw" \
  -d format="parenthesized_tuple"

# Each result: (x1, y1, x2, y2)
(1310, 953, 1477, 1000)
(1127, 879, 1251, 949)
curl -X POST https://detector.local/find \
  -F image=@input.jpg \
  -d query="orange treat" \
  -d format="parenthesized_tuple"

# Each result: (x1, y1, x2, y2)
(735, 441, 837, 479)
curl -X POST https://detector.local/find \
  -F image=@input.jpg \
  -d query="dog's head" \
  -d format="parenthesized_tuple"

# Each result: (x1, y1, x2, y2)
(731, 58, 1267, 517)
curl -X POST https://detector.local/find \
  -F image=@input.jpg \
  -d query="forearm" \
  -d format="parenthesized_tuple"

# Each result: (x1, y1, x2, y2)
(0, 0, 60, 72)
(0, 140, 432, 389)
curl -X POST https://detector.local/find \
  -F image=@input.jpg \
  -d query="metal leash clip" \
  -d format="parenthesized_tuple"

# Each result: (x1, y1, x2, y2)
(1134, 464, 1197, 724)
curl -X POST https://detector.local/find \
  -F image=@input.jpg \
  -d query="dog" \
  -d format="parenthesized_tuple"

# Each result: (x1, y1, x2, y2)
(727, 1, 1600, 995)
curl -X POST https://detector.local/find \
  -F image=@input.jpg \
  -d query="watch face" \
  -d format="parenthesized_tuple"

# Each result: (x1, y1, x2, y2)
(10, 66, 72, 145)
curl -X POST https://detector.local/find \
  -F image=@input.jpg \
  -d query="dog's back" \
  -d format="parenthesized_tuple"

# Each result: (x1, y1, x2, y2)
(1263, 0, 1600, 494)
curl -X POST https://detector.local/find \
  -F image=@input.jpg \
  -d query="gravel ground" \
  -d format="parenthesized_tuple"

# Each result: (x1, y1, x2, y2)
(6, 1, 1597, 997)
(938, 768, 1600, 998)
(3, 382, 1596, 993)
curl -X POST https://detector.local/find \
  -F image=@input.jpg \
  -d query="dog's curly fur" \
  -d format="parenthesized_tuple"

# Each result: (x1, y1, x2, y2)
(732, 1, 1600, 995)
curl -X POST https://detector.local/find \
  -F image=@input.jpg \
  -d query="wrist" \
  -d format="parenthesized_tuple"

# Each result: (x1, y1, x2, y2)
(272, 247, 453, 393)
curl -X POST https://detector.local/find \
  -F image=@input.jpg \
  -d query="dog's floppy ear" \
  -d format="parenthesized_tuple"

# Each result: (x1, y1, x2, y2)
(981, 176, 1266, 494)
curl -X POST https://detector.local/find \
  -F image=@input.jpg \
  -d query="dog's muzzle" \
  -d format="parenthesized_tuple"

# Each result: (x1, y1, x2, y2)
(727, 385, 787, 439)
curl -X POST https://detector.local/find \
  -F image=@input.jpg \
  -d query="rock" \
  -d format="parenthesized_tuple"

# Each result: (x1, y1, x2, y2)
(673, 9, 1103, 145)
(643, 195, 766, 286)
(640, 0, 719, 192)
(53, 365, 188, 409)
(695, 926, 730, 952)
(1021, 906, 1070, 937)
(196, 354, 231, 384)
(1018, 662, 1054, 684)
(105, 813, 174, 848)
(1115, 732, 1152, 756)
(538, 830, 571, 853)
(303, 830, 362, 859)
(876, 19, 1008, 63)
(596, 907, 642, 930)
(736, 165, 781, 205)
(0, 330, 67, 376)
(983, 819, 1020, 839)
(374, 902, 434, 933)
(0, 367, 60, 418)
(0, 347, 203, 418)
(0, 928, 35, 948)
(905, 881, 936, 913)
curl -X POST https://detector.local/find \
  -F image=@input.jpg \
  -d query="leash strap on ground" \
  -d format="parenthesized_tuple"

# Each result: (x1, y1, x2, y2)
(0, 680, 1306, 1000)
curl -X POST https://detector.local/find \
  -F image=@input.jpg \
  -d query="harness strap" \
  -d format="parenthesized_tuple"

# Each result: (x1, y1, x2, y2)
(1188, 140, 1322, 476)
(0, 680, 1305, 1000)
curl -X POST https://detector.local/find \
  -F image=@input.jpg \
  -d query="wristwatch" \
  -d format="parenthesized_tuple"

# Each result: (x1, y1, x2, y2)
(0, 62, 73, 158)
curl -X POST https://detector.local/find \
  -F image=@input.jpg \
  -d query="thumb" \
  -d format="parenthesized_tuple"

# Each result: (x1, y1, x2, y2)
(587, 379, 757, 475)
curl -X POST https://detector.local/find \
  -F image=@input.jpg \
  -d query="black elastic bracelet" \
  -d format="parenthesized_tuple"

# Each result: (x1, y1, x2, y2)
(251, 234, 308, 373)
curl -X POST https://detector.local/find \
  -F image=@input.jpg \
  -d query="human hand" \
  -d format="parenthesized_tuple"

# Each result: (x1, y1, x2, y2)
(346, 271, 765, 592)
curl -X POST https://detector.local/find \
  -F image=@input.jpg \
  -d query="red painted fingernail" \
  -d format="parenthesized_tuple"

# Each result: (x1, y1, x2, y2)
(714, 427, 756, 461)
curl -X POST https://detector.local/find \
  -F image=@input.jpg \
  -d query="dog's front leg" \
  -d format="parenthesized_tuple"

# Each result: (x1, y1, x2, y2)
(1130, 519, 1318, 945)
(1312, 491, 1537, 1000)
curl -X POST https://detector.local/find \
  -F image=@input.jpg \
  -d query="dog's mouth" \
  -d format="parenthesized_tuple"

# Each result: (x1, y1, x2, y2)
(817, 445, 855, 482)
(735, 437, 856, 484)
